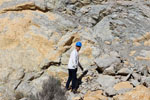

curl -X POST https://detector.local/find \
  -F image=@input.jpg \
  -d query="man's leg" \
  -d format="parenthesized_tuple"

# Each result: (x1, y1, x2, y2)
(72, 68, 77, 90)
(66, 69, 72, 90)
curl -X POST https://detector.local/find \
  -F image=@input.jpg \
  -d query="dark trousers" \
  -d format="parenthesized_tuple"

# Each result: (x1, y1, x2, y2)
(66, 68, 77, 90)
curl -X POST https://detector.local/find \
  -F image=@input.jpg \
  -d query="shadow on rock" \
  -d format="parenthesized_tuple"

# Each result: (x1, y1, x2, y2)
(76, 70, 88, 90)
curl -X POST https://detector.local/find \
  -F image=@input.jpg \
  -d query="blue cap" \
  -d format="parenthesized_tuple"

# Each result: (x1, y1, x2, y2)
(76, 42, 82, 47)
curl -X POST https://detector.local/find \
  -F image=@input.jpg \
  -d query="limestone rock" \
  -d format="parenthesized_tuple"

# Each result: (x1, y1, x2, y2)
(114, 85, 150, 100)
(1, 0, 150, 99)
(84, 90, 108, 100)
(93, 17, 114, 41)
(16, 81, 34, 96)
(0, 67, 13, 82)
(113, 82, 133, 94)
(95, 54, 120, 72)
(103, 65, 116, 75)
(130, 79, 140, 87)
(7, 80, 22, 90)
(105, 87, 117, 97)
(9, 68, 25, 80)
(96, 74, 119, 89)
(141, 76, 150, 87)
(0, 86, 16, 100)
(117, 68, 132, 76)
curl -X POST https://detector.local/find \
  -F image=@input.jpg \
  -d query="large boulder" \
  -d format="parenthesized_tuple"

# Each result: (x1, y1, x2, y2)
(95, 52, 121, 72)
(113, 81, 133, 94)
(114, 85, 150, 100)
(0, 1, 77, 79)
(96, 74, 120, 89)
(93, 17, 114, 41)
(0, 0, 67, 13)
(83, 90, 108, 100)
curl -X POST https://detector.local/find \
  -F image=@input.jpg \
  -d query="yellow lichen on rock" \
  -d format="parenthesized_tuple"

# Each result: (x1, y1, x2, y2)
(133, 32, 150, 42)
(144, 32, 150, 46)
(113, 82, 133, 91)
(135, 50, 150, 61)
(0, 11, 33, 49)
(46, 69, 67, 82)
(133, 42, 141, 46)
(0, 1, 36, 14)
(84, 90, 108, 100)
(144, 39, 150, 46)
(24, 33, 54, 56)
(105, 41, 111, 45)
(48, 12, 57, 21)
(135, 56, 150, 61)
(133, 32, 150, 46)
(129, 51, 136, 56)
(0, 10, 57, 56)
(0, 10, 65, 72)
(72, 97, 81, 100)
(124, 61, 130, 66)
(80, 40, 95, 58)
(114, 85, 150, 100)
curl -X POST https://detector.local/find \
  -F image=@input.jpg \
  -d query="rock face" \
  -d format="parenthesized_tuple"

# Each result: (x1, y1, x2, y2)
(114, 85, 150, 100)
(96, 74, 119, 89)
(0, 0, 150, 100)
(84, 90, 108, 100)
(113, 82, 133, 94)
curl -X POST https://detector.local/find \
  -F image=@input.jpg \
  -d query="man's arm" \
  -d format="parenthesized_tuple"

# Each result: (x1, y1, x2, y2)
(78, 62, 83, 71)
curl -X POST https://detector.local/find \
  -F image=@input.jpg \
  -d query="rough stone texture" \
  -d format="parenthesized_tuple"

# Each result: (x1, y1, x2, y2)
(93, 16, 114, 41)
(113, 82, 133, 94)
(0, 0, 150, 99)
(114, 85, 150, 100)
(84, 90, 108, 100)
(95, 53, 121, 72)
(117, 68, 132, 76)
(96, 74, 120, 89)
(105, 87, 117, 97)
(0, 85, 16, 100)
(130, 79, 140, 87)
(103, 65, 116, 75)
(141, 76, 150, 87)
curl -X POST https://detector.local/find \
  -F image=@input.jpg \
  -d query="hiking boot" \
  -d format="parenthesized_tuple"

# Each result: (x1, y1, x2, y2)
(65, 87, 71, 91)
(72, 89, 77, 94)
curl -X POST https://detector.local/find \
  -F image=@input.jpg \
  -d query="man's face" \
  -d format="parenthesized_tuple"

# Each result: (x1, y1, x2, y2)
(76, 46, 81, 52)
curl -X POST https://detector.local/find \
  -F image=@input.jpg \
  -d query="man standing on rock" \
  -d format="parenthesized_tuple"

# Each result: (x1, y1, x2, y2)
(66, 41, 84, 93)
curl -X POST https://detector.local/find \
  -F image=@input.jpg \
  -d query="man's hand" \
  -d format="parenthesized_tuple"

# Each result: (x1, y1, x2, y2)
(79, 62, 84, 71)
(81, 67, 84, 71)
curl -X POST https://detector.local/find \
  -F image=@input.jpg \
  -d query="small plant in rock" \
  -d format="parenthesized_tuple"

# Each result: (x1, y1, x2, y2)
(29, 76, 67, 100)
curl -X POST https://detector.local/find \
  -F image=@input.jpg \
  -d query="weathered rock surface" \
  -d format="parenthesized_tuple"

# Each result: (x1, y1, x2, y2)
(0, 0, 150, 100)
(114, 85, 150, 100)
(96, 74, 120, 89)
(113, 81, 133, 94)
(84, 90, 108, 100)
(95, 52, 121, 73)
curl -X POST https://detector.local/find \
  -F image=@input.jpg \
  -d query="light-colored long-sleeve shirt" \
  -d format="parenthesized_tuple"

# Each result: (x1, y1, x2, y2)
(68, 49, 79, 69)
